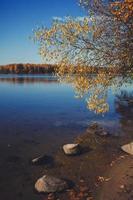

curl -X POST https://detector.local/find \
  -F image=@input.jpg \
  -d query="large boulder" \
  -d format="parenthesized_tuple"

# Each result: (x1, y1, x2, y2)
(63, 143, 80, 155)
(35, 175, 68, 193)
(121, 142, 133, 155)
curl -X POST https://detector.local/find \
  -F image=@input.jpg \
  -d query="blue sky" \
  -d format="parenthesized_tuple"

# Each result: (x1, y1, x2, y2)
(0, 0, 84, 65)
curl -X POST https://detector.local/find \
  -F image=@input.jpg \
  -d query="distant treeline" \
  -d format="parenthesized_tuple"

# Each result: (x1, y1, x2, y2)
(0, 63, 56, 74)
(0, 63, 124, 75)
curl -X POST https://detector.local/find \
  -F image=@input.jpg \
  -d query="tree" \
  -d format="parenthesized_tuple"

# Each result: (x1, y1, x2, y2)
(79, 0, 133, 72)
(33, 0, 133, 114)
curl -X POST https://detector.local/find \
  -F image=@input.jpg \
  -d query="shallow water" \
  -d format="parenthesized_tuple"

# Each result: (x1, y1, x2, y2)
(0, 74, 132, 200)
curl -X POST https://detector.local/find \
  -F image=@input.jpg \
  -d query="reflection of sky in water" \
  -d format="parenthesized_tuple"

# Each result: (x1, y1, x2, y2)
(0, 75, 132, 135)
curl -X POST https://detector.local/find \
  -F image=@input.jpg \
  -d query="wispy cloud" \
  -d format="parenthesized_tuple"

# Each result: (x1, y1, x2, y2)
(75, 16, 89, 21)
(53, 16, 90, 22)
(53, 17, 63, 21)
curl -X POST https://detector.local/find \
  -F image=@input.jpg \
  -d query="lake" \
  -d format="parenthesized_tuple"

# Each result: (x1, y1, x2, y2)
(0, 74, 132, 200)
(1, 74, 132, 133)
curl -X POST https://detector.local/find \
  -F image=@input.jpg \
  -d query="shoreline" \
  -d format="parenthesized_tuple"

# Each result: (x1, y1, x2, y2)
(98, 155, 133, 200)
(0, 123, 132, 200)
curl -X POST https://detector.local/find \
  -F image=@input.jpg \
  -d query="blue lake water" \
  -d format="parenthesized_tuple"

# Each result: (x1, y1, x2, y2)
(0, 74, 132, 136)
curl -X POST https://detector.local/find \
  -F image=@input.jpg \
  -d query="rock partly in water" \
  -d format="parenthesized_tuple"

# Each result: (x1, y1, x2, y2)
(121, 142, 133, 155)
(63, 143, 80, 155)
(31, 155, 54, 166)
(35, 175, 68, 193)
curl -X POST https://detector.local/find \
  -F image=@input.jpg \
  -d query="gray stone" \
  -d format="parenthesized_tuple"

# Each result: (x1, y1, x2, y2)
(63, 143, 80, 155)
(121, 142, 133, 155)
(35, 175, 68, 193)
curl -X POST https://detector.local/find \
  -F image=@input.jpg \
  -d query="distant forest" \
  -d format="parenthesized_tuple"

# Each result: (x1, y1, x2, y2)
(0, 63, 123, 75)
(0, 63, 56, 74)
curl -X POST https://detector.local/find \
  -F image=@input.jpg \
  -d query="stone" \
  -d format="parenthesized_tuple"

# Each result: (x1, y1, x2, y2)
(89, 123, 108, 136)
(95, 129, 108, 136)
(89, 122, 99, 129)
(121, 142, 133, 155)
(31, 155, 54, 166)
(35, 175, 68, 193)
(63, 143, 80, 155)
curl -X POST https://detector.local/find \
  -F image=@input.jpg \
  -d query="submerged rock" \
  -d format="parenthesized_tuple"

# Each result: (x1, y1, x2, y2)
(35, 175, 68, 193)
(95, 129, 108, 136)
(121, 142, 133, 155)
(63, 143, 80, 155)
(31, 155, 54, 166)
(89, 122, 99, 129)
(89, 123, 108, 136)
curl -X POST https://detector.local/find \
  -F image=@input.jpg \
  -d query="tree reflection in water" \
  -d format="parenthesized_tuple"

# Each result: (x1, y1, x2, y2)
(58, 71, 133, 114)
(0, 73, 133, 115)
(0, 76, 57, 84)
(115, 90, 133, 130)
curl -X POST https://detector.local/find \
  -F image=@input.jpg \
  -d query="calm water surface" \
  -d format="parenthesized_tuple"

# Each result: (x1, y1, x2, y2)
(0, 74, 132, 134)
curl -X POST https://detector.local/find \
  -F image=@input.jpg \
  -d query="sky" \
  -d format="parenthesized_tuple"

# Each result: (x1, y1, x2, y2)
(0, 0, 85, 65)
